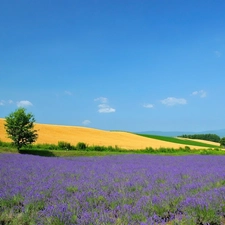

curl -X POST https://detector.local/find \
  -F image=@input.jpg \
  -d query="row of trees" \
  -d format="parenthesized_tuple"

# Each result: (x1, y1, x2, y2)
(3, 108, 225, 150)
(178, 134, 221, 143)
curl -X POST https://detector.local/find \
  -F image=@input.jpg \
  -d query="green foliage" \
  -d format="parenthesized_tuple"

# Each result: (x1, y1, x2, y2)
(0, 139, 13, 147)
(76, 142, 87, 150)
(0, 195, 37, 225)
(39, 143, 58, 150)
(89, 145, 106, 151)
(179, 133, 221, 143)
(2, 138, 225, 157)
(66, 186, 79, 193)
(137, 134, 221, 148)
(4, 108, 38, 150)
(220, 137, 225, 147)
(58, 141, 74, 150)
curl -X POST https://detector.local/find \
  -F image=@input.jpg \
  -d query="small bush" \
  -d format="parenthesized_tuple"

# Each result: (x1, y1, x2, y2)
(184, 146, 191, 151)
(76, 142, 87, 150)
(58, 141, 73, 150)
(44, 144, 58, 150)
(107, 146, 114, 151)
(144, 147, 155, 153)
(92, 146, 106, 151)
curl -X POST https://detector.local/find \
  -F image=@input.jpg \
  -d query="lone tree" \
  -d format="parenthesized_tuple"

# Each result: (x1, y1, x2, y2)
(4, 108, 38, 150)
(220, 137, 225, 148)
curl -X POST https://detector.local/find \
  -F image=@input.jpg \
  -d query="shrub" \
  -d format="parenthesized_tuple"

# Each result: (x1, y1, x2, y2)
(145, 147, 155, 153)
(91, 146, 106, 151)
(39, 143, 58, 150)
(184, 146, 191, 151)
(76, 142, 87, 150)
(58, 141, 73, 150)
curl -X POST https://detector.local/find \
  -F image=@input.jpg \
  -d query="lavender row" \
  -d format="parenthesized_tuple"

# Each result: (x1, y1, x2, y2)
(1, 154, 225, 224)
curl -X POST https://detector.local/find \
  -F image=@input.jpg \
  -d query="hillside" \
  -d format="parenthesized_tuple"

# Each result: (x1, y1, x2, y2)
(137, 129, 225, 138)
(176, 137, 220, 146)
(0, 118, 209, 150)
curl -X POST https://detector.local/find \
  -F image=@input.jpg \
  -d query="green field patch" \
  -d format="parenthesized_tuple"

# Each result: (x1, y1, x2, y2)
(136, 134, 221, 148)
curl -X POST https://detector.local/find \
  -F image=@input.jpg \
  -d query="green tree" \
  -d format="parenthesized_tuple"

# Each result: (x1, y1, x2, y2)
(220, 137, 225, 148)
(4, 108, 38, 150)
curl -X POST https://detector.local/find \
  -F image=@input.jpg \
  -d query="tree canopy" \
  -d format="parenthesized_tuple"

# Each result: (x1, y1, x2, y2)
(4, 108, 38, 150)
(220, 137, 225, 148)
(178, 134, 221, 143)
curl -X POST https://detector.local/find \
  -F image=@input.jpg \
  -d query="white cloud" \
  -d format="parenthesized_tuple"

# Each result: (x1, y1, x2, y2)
(8, 100, 13, 104)
(192, 91, 198, 96)
(94, 97, 108, 103)
(82, 120, 91, 126)
(0, 100, 5, 106)
(214, 51, 222, 58)
(65, 90, 72, 96)
(94, 97, 116, 113)
(17, 100, 33, 107)
(98, 104, 116, 113)
(192, 90, 207, 98)
(161, 97, 187, 106)
(143, 103, 154, 108)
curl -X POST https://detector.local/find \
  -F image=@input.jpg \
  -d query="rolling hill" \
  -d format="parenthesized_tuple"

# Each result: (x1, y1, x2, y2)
(0, 118, 215, 150)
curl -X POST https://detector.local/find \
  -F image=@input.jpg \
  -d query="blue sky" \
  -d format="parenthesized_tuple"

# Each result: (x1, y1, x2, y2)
(1, 0, 225, 132)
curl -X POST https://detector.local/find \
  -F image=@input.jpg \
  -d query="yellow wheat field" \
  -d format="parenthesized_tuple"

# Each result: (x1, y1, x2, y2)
(0, 118, 206, 150)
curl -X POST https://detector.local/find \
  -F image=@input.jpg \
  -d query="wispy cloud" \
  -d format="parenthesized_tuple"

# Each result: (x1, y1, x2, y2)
(0, 100, 5, 106)
(17, 100, 33, 107)
(64, 90, 72, 96)
(161, 97, 187, 106)
(82, 120, 91, 126)
(0, 100, 13, 106)
(214, 50, 222, 58)
(191, 90, 207, 98)
(94, 97, 116, 113)
(94, 97, 108, 103)
(143, 103, 154, 108)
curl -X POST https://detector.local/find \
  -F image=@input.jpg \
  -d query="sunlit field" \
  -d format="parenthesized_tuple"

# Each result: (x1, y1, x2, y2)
(1, 154, 225, 224)
(176, 137, 221, 146)
(0, 119, 208, 150)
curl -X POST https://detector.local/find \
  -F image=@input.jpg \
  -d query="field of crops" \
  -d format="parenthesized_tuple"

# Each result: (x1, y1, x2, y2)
(137, 134, 221, 148)
(1, 154, 225, 224)
(0, 119, 211, 150)
(177, 137, 221, 146)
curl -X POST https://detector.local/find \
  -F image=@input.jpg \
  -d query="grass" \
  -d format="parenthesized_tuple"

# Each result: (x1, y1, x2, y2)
(0, 139, 225, 157)
(1, 133, 224, 158)
(136, 134, 221, 148)
(19, 149, 126, 157)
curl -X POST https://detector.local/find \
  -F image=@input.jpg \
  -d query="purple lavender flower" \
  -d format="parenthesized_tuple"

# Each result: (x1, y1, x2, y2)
(1, 154, 225, 224)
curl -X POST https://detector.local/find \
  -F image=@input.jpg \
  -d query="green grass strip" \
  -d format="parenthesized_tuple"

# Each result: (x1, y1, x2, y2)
(135, 134, 221, 148)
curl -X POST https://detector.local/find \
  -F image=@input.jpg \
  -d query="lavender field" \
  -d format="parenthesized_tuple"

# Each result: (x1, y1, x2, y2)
(1, 154, 225, 224)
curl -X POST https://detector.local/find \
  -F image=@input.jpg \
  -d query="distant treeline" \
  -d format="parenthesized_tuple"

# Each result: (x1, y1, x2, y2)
(178, 134, 221, 143)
